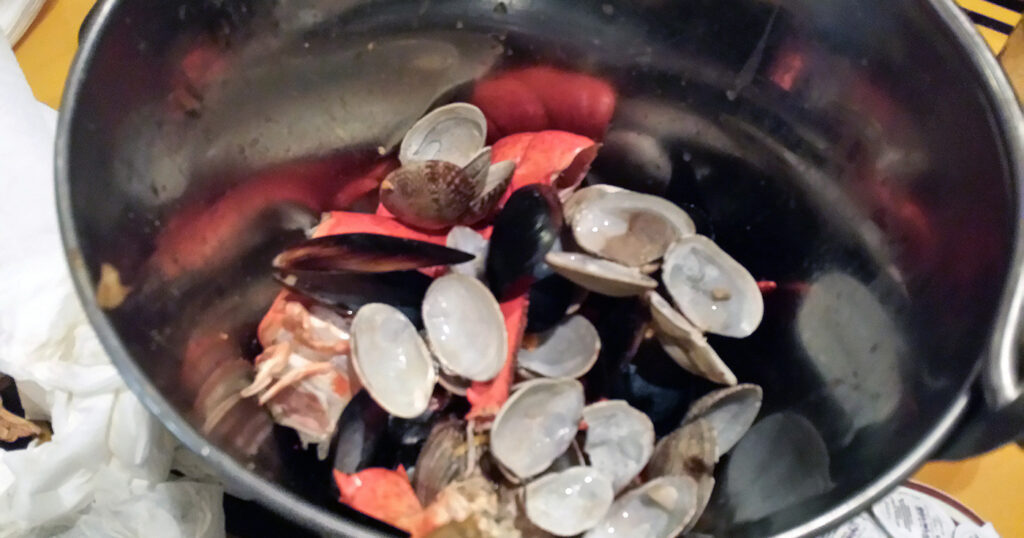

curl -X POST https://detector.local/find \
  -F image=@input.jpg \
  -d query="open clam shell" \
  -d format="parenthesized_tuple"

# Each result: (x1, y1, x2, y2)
(583, 476, 699, 538)
(423, 274, 508, 382)
(646, 291, 737, 386)
(662, 235, 763, 338)
(646, 418, 718, 533)
(683, 383, 763, 458)
(273, 233, 473, 273)
(545, 251, 657, 297)
(518, 315, 601, 379)
(350, 303, 436, 418)
(491, 378, 585, 479)
(435, 366, 472, 396)
(563, 184, 625, 223)
(446, 226, 489, 280)
(524, 466, 614, 536)
(462, 146, 493, 188)
(400, 102, 487, 167)
(380, 160, 479, 230)
(581, 400, 655, 492)
(461, 160, 516, 225)
(570, 189, 696, 267)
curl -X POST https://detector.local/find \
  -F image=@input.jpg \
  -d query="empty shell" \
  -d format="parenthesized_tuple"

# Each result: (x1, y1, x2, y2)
(646, 291, 737, 386)
(524, 466, 614, 536)
(518, 315, 601, 379)
(662, 235, 763, 338)
(571, 189, 696, 267)
(582, 400, 655, 492)
(350, 303, 436, 418)
(400, 102, 487, 167)
(584, 476, 699, 538)
(545, 251, 657, 297)
(683, 383, 763, 458)
(423, 274, 508, 382)
(490, 378, 585, 479)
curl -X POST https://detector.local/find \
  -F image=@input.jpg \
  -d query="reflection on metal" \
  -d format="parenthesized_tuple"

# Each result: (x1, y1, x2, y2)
(797, 272, 904, 445)
(723, 412, 832, 524)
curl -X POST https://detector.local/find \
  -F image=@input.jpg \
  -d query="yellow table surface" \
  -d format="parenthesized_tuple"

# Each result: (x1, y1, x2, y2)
(13, 1, 1024, 536)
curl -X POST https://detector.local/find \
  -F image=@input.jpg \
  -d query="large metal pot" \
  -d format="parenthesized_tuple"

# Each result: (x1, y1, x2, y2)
(56, 0, 1024, 536)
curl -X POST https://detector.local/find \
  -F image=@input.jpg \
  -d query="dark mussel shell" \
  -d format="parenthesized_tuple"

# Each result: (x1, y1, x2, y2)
(412, 419, 469, 505)
(612, 339, 715, 436)
(578, 294, 648, 400)
(526, 274, 582, 334)
(486, 184, 564, 300)
(331, 391, 390, 474)
(273, 233, 473, 273)
(371, 393, 460, 471)
(274, 269, 432, 325)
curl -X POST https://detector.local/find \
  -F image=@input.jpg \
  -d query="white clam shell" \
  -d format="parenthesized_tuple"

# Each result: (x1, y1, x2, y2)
(646, 418, 718, 532)
(581, 400, 655, 492)
(683, 383, 763, 458)
(435, 367, 471, 396)
(646, 291, 737, 386)
(525, 466, 614, 536)
(662, 235, 763, 337)
(545, 251, 657, 297)
(584, 476, 699, 538)
(518, 315, 601, 379)
(461, 146, 493, 191)
(571, 189, 696, 267)
(491, 378, 585, 479)
(563, 184, 625, 223)
(350, 303, 436, 418)
(422, 274, 507, 382)
(400, 102, 487, 167)
(461, 160, 516, 225)
(446, 225, 489, 279)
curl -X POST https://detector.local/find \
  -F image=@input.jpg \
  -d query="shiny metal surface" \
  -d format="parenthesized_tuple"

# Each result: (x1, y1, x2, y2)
(57, 0, 1024, 536)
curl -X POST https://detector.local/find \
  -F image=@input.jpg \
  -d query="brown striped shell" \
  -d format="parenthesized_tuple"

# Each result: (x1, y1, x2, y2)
(380, 160, 480, 230)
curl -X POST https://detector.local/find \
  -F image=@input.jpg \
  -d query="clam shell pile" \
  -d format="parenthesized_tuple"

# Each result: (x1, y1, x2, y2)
(239, 102, 769, 536)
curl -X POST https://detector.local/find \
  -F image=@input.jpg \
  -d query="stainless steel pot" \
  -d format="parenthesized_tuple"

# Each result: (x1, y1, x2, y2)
(56, 0, 1024, 536)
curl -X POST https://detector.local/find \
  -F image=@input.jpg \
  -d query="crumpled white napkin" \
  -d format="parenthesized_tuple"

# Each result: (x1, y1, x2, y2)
(0, 0, 44, 46)
(0, 39, 225, 538)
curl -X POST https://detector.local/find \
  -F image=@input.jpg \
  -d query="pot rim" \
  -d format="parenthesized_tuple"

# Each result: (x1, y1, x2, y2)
(53, 1, 1024, 537)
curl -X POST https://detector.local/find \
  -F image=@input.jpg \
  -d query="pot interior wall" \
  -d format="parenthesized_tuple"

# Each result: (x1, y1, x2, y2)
(62, 0, 1017, 535)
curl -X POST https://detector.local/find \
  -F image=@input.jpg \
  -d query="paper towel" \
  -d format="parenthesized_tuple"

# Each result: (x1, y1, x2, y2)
(0, 37, 224, 538)
(0, 0, 45, 46)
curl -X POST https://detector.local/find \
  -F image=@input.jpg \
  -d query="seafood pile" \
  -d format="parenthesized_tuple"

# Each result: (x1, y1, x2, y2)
(238, 96, 767, 537)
